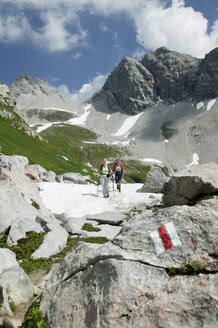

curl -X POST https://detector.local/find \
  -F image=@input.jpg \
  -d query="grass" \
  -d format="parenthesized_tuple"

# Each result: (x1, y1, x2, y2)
(166, 261, 208, 276)
(31, 199, 40, 210)
(123, 160, 151, 183)
(82, 223, 101, 232)
(23, 296, 46, 328)
(0, 232, 108, 274)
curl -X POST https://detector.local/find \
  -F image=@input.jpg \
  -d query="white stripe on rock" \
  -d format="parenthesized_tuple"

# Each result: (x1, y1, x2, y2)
(150, 230, 165, 255)
(165, 222, 182, 247)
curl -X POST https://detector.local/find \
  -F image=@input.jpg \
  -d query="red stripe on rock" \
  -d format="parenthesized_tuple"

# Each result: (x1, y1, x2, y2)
(158, 225, 172, 251)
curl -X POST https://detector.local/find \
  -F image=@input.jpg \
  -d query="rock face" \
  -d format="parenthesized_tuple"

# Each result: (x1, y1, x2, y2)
(40, 197, 218, 327)
(93, 57, 156, 114)
(163, 162, 218, 206)
(91, 47, 218, 114)
(0, 84, 16, 108)
(138, 164, 174, 193)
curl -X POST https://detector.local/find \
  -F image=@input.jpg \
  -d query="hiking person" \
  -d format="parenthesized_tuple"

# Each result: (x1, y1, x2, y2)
(99, 158, 113, 198)
(113, 158, 125, 192)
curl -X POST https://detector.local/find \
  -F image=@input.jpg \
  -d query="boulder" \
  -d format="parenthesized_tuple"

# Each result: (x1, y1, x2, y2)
(0, 249, 34, 307)
(42, 170, 56, 183)
(62, 173, 88, 185)
(0, 84, 16, 108)
(86, 211, 127, 225)
(138, 164, 174, 193)
(163, 162, 218, 206)
(25, 165, 41, 183)
(40, 197, 218, 327)
(6, 218, 43, 246)
(54, 212, 69, 223)
(0, 155, 28, 180)
(0, 180, 38, 237)
(31, 215, 68, 259)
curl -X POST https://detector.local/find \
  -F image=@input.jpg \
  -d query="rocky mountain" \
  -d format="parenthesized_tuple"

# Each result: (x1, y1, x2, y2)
(91, 47, 218, 114)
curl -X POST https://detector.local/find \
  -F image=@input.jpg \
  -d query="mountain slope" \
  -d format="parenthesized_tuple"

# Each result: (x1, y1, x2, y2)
(91, 47, 218, 114)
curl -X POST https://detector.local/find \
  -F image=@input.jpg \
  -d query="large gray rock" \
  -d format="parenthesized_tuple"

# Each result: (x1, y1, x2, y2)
(163, 162, 218, 206)
(40, 197, 218, 327)
(86, 211, 127, 225)
(0, 84, 16, 108)
(62, 172, 88, 184)
(42, 170, 56, 183)
(0, 249, 35, 307)
(0, 180, 38, 237)
(138, 164, 174, 193)
(0, 155, 28, 179)
(31, 215, 68, 259)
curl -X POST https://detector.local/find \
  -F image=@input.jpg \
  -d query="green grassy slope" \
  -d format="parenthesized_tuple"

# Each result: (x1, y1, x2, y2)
(0, 102, 150, 182)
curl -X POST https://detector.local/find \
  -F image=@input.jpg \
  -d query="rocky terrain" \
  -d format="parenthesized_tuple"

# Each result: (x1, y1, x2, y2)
(92, 47, 218, 114)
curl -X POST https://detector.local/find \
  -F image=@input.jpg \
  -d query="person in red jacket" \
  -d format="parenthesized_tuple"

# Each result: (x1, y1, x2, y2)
(113, 158, 125, 192)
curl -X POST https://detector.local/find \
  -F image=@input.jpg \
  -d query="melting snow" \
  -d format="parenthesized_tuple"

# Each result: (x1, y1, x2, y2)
(106, 114, 111, 121)
(67, 105, 90, 125)
(206, 99, 216, 111)
(186, 153, 199, 168)
(165, 139, 169, 143)
(61, 155, 69, 161)
(141, 158, 162, 164)
(196, 102, 204, 110)
(40, 182, 162, 217)
(44, 107, 72, 113)
(112, 112, 143, 137)
(36, 122, 60, 133)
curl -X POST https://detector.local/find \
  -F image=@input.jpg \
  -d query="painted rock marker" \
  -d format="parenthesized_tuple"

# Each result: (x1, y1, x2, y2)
(150, 221, 182, 255)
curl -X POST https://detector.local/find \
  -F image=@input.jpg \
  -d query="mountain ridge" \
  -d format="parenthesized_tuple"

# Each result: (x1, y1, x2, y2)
(91, 47, 218, 114)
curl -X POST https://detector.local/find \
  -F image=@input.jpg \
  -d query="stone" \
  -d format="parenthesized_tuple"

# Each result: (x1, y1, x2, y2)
(6, 218, 43, 246)
(25, 165, 41, 183)
(31, 164, 47, 178)
(54, 212, 69, 223)
(86, 211, 127, 225)
(138, 164, 174, 193)
(0, 249, 34, 306)
(0, 180, 38, 237)
(62, 172, 88, 184)
(40, 197, 218, 327)
(31, 215, 68, 259)
(42, 170, 56, 182)
(0, 155, 28, 179)
(0, 84, 16, 108)
(163, 162, 218, 206)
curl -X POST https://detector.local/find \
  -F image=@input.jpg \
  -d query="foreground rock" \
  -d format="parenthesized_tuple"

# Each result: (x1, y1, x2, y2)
(163, 162, 218, 206)
(86, 211, 127, 225)
(0, 249, 35, 317)
(138, 164, 174, 193)
(40, 197, 218, 327)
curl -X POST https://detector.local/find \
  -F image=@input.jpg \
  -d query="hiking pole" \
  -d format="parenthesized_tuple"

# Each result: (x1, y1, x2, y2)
(97, 175, 100, 196)
(112, 176, 115, 197)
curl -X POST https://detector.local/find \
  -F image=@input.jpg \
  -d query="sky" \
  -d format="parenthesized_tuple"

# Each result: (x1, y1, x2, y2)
(0, 0, 217, 103)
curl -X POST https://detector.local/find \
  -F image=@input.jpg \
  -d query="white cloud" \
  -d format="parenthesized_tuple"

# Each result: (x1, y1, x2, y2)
(58, 74, 108, 103)
(0, 0, 217, 57)
(132, 48, 145, 60)
(133, 0, 218, 58)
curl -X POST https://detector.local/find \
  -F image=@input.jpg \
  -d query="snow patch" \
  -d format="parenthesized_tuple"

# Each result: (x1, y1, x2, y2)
(112, 112, 143, 137)
(186, 153, 199, 168)
(206, 98, 216, 111)
(67, 105, 90, 125)
(36, 122, 59, 133)
(106, 114, 111, 121)
(165, 139, 169, 143)
(141, 158, 162, 164)
(61, 155, 69, 161)
(39, 182, 162, 217)
(196, 101, 204, 110)
(44, 107, 72, 113)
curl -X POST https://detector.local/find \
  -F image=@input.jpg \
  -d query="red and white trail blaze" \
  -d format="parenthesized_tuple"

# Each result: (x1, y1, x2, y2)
(150, 222, 182, 255)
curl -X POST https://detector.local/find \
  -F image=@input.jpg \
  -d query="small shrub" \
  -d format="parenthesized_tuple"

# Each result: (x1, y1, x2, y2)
(31, 199, 40, 209)
(82, 223, 101, 232)
(9, 300, 16, 312)
(23, 297, 47, 328)
(166, 261, 207, 276)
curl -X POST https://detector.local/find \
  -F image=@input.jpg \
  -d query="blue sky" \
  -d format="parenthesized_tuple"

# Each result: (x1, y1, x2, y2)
(0, 0, 217, 102)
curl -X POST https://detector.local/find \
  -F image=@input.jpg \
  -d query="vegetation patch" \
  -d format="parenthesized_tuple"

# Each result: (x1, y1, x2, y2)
(31, 199, 40, 209)
(190, 194, 217, 206)
(82, 223, 101, 232)
(166, 261, 208, 276)
(0, 232, 108, 274)
(23, 296, 46, 328)
(123, 160, 151, 183)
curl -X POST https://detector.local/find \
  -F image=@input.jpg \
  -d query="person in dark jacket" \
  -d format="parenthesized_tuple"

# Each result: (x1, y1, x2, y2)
(113, 158, 125, 192)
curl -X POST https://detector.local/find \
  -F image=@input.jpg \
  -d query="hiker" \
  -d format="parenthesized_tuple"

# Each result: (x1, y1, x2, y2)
(99, 158, 113, 198)
(113, 158, 125, 192)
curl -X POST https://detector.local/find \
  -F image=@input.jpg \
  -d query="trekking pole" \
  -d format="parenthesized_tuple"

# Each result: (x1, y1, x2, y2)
(112, 176, 115, 197)
(97, 175, 100, 196)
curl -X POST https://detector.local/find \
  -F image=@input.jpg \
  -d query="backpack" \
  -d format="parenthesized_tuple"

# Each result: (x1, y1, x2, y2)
(114, 162, 123, 174)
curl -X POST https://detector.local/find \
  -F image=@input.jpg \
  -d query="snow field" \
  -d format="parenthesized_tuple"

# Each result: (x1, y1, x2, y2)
(112, 112, 144, 137)
(40, 182, 162, 218)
